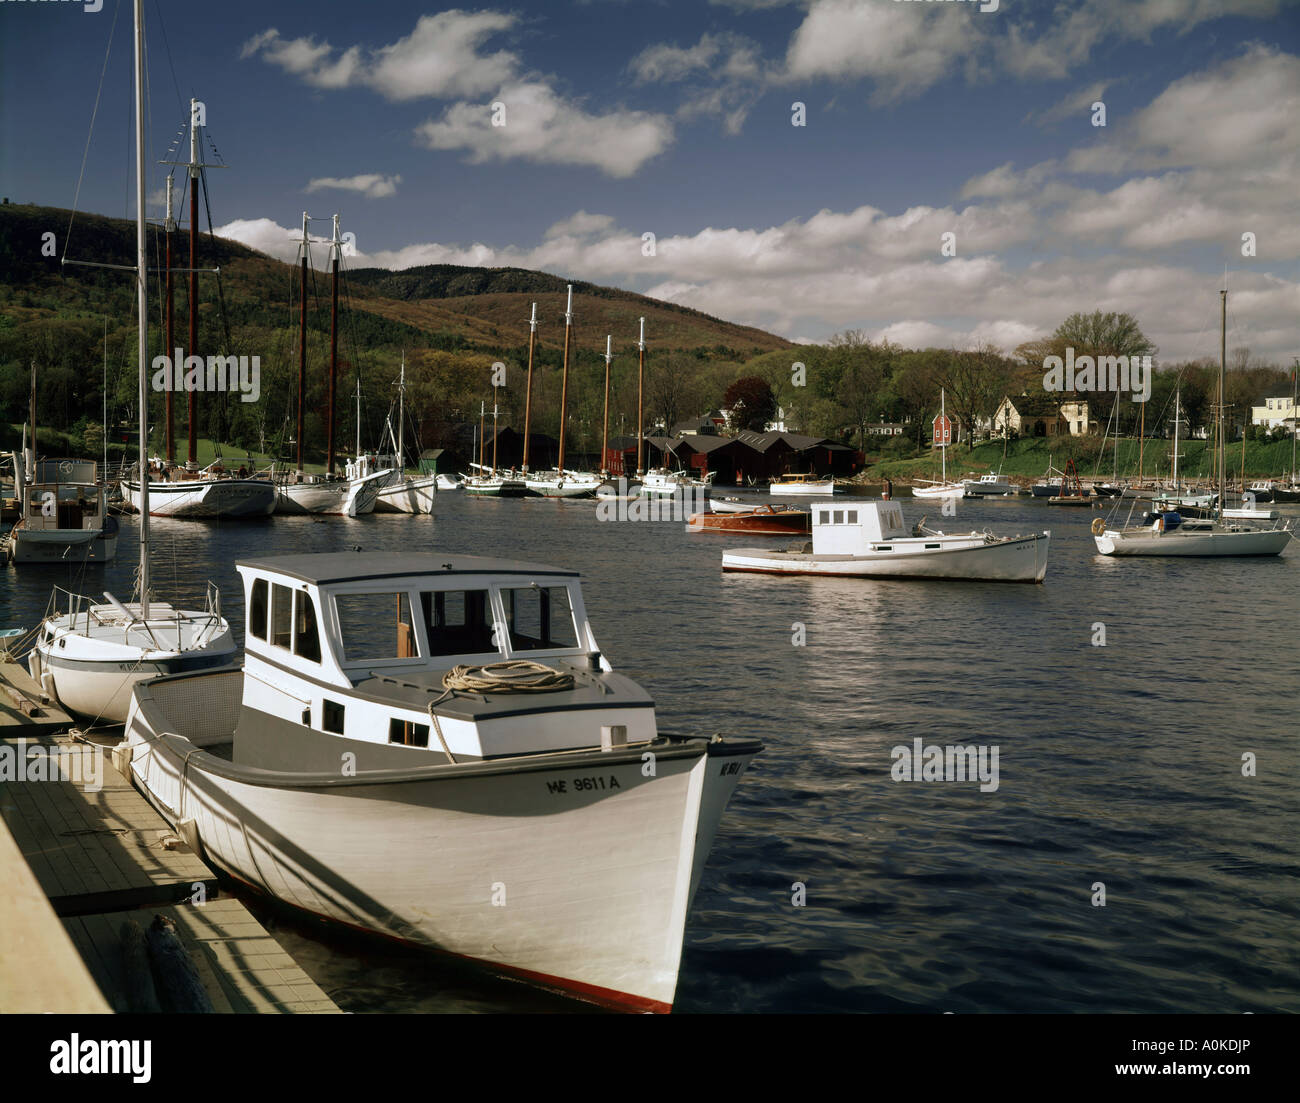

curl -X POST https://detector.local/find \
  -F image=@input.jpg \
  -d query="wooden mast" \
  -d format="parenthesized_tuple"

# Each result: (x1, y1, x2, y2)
(186, 99, 202, 468)
(296, 212, 309, 479)
(328, 214, 341, 476)
(522, 302, 537, 474)
(163, 176, 175, 466)
(557, 285, 573, 474)
(133, 0, 150, 615)
(601, 334, 611, 478)
(636, 317, 645, 477)
(478, 401, 486, 471)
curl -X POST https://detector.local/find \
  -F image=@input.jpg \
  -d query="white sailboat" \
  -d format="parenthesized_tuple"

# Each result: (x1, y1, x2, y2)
(26, 0, 236, 724)
(1093, 289, 1292, 557)
(276, 214, 388, 517)
(912, 389, 965, 499)
(526, 286, 600, 498)
(371, 355, 438, 513)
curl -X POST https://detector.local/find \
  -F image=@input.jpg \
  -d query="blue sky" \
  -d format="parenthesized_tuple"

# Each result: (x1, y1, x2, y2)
(2, 0, 1298, 361)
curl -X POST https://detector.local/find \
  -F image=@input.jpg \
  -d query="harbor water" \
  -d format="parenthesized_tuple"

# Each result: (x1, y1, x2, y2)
(4, 491, 1297, 1013)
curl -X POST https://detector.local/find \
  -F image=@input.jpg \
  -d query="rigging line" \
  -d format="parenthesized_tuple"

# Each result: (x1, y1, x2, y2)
(150, 0, 185, 116)
(65, 0, 123, 263)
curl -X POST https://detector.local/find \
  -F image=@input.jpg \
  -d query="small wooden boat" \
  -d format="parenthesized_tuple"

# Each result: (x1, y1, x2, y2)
(688, 503, 810, 535)
(1048, 460, 1092, 505)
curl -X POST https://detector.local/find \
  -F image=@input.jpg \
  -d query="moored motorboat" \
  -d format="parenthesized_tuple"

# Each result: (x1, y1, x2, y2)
(769, 472, 835, 496)
(962, 471, 1017, 497)
(642, 468, 714, 498)
(3, 459, 118, 564)
(688, 503, 810, 535)
(721, 500, 1050, 582)
(121, 550, 761, 1012)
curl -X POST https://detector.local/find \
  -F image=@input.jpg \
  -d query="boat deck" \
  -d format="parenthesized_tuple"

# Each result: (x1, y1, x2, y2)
(0, 732, 339, 1013)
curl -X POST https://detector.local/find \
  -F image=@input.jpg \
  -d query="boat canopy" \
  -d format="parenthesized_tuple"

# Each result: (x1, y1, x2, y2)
(237, 553, 597, 687)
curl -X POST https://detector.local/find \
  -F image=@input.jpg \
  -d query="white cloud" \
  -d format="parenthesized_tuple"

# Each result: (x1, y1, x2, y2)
(414, 80, 673, 178)
(240, 13, 516, 100)
(306, 174, 402, 199)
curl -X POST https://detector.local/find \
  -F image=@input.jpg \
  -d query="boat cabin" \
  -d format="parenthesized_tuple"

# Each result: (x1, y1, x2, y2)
(234, 552, 656, 768)
(810, 501, 909, 555)
(23, 460, 106, 532)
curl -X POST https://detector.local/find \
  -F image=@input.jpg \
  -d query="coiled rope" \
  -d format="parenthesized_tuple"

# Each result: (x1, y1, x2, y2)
(441, 660, 575, 694)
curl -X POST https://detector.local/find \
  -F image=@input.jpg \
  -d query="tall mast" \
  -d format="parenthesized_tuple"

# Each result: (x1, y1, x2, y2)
(102, 319, 108, 473)
(296, 211, 309, 478)
(478, 401, 485, 470)
(163, 175, 175, 466)
(133, 0, 150, 616)
(1138, 401, 1144, 485)
(397, 352, 405, 475)
(491, 385, 499, 476)
(186, 98, 199, 468)
(557, 285, 573, 473)
(940, 388, 947, 483)
(1172, 385, 1181, 490)
(636, 316, 646, 477)
(601, 334, 611, 478)
(1219, 287, 1227, 509)
(328, 214, 341, 475)
(354, 375, 361, 459)
(1291, 358, 1298, 485)
(522, 302, 537, 474)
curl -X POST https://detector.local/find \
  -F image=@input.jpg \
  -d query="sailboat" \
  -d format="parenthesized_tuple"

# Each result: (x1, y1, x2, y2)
(1093, 288, 1292, 557)
(27, 0, 237, 724)
(912, 389, 965, 499)
(120, 97, 275, 520)
(371, 355, 438, 513)
(595, 333, 642, 500)
(525, 286, 600, 498)
(275, 214, 389, 517)
(465, 394, 527, 496)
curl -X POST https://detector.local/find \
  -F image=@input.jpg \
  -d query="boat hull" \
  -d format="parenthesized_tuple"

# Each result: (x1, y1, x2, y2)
(275, 474, 384, 517)
(31, 616, 235, 724)
(911, 483, 965, 499)
(722, 532, 1050, 582)
(123, 478, 277, 518)
(373, 475, 438, 514)
(688, 508, 810, 535)
(1093, 527, 1291, 557)
(124, 670, 759, 1012)
(6, 525, 117, 564)
(770, 480, 834, 495)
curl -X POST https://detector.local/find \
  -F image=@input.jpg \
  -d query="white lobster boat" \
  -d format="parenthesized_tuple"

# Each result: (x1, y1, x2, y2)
(121, 551, 761, 1012)
(722, 500, 1050, 582)
(641, 468, 714, 499)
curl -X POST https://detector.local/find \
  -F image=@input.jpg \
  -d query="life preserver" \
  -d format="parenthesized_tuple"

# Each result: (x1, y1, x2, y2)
(1091, 517, 1105, 536)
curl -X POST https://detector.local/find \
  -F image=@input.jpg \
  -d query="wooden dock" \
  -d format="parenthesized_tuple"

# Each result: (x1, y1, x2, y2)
(0, 658, 76, 735)
(0, 731, 340, 1013)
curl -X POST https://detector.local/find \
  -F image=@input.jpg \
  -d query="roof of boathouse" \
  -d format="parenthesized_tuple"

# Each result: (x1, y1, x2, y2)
(236, 552, 580, 588)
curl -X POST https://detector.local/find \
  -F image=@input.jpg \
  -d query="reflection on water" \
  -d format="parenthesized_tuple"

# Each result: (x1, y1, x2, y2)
(5, 492, 1298, 1012)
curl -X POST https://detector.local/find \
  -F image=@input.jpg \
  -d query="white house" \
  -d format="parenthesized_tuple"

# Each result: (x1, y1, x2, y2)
(1251, 395, 1299, 434)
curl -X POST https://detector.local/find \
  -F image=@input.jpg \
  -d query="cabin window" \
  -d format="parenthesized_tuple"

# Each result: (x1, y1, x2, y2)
(388, 717, 429, 748)
(271, 584, 293, 649)
(335, 592, 417, 663)
(249, 579, 268, 641)
(833, 510, 843, 524)
(294, 592, 321, 663)
(847, 511, 857, 523)
(420, 589, 496, 657)
(820, 511, 830, 524)
(501, 585, 579, 651)
(322, 700, 345, 735)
